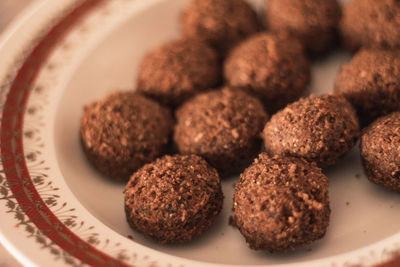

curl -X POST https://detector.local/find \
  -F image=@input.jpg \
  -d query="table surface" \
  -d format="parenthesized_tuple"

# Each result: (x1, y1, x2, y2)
(0, 2, 33, 266)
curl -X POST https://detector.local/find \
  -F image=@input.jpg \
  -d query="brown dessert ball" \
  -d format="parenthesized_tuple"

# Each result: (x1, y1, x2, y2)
(266, 0, 341, 55)
(182, 0, 259, 56)
(174, 87, 267, 176)
(340, 0, 400, 51)
(124, 154, 223, 243)
(233, 154, 330, 252)
(136, 38, 220, 107)
(335, 49, 400, 126)
(360, 112, 400, 192)
(262, 93, 360, 167)
(224, 33, 310, 112)
(80, 92, 172, 181)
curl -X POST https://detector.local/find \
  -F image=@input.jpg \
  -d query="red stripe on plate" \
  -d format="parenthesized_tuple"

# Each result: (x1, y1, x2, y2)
(0, 1, 131, 266)
(376, 258, 400, 267)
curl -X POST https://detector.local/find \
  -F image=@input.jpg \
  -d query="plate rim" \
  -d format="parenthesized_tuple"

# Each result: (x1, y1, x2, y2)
(0, 1, 129, 266)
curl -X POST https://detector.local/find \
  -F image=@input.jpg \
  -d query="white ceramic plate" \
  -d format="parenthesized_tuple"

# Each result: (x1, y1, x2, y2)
(1, 0, 400, 266)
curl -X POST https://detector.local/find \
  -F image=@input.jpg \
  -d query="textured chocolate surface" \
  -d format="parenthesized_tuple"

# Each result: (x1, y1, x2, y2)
(137, 38, 220, 107)
(174, 87, 267, 176)
(233, 154, 330, 252)
(262, 93, 360, 167)
(340, 0, 400, 51)
(361, 112, 400, 192)
(124, 154, 223, 243)
(80, 92, 172, 181)
(224, 33, 310, 112)
(335, 49, 400, 126)
(266, 0, 341, 55)
(182, 0, 259, 56)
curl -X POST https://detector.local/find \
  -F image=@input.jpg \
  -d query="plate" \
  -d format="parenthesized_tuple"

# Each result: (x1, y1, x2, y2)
(1, 0, 400, 266)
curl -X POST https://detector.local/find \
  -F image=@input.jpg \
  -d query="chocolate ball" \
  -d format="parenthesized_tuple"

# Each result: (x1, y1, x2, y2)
(80, 92, 172, 181)
(360, 112, 400, 192)
(136, 38, 220, 107)
(335, 49, 400, 126)
(266, 0, 341, 55)
(233, 153, 330, 252)
(224, 33, 310, 112)
(174, 87, 268, 176)
(340, 0, 400, 51)
(262, 93, 360, 167)
(182, 0, 259, 56)
(124, 154, 223, 243)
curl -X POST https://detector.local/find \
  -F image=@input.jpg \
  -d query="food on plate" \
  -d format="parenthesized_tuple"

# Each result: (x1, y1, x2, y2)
(265, 0, 341, 55)
(80, 92, 172, 181)
(77, 0, 400, 254)
(124, 154, 223, 243)
(335, 49, 400, 126)
(137, 38, 220, 107)
(360, 112, 400, 192)
(340, 0, 400, 51)
(174, 87, 267, 176)
(224, 33, 310, 112)
(182, 0, 259, 56)
(262, 93, 360, 167)
(233, 153, 330, 252)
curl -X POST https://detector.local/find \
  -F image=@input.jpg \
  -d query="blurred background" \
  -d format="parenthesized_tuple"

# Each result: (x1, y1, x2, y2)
(0, 0, 32, 31)
(0, 1, 32, 265)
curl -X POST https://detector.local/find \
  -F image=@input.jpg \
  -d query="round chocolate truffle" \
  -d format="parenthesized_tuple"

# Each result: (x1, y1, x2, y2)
(80, 92, 172, 181)
(266, 0, 341, 55)
(262, 93, 360, 167)
(174, 87, 268, 176)
(136, 38, 220, 107)
(182, 0, 259, 55)
(224, 33, 311, 112)
(233, 153, 330, 252)
(360, 112, 400, 192)
(335, 49, 400, 126)
(124, 154, 223, 243)
(340, 0, 400, 51)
